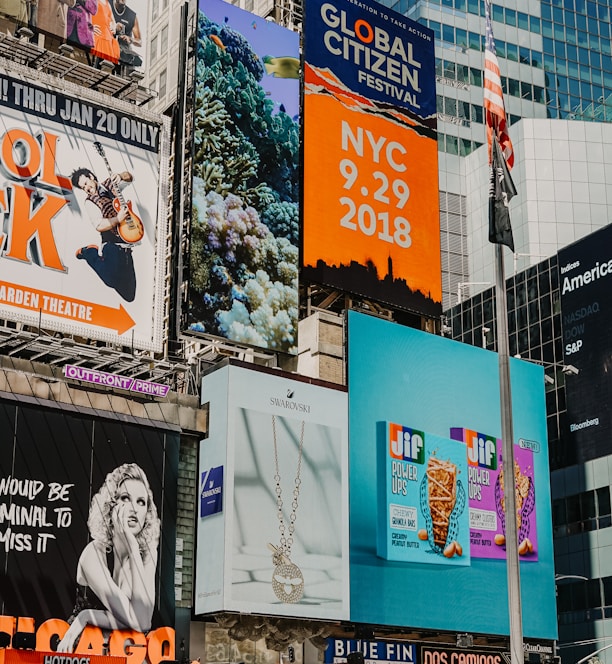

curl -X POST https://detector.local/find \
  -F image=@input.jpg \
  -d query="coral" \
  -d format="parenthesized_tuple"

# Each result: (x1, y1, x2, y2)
(261, 201, 299, 245)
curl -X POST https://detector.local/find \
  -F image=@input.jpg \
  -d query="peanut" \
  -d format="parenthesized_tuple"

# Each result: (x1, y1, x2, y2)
(494, 533, 506, 546)
(454, 541, 463, 556)
(417, 529, 428, 541)
(526, 538, 533, 553)
(443, 542, 456, 558)
(518, 539, 530, 555)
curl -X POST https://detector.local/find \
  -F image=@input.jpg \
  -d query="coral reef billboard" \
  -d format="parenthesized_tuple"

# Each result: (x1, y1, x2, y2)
(302, 0, 441, 317)
(347, 311, 557, 638)
(0, 69, 169, 351)
(0, 400, 178, 664)
(188, 0, 300, 354)
(195, 362, 349, 621)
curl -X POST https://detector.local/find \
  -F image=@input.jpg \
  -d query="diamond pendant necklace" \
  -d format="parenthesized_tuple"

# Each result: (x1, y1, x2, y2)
(268, 415, 305, 603)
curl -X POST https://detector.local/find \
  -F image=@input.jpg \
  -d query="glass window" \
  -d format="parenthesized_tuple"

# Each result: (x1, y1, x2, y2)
(509, 78, 520, 96)
(506, 8, 516, 25)
(553, 6, 564, 22)
(531, 51, 543, 68)
(471, 104, 483, 122)
(444, 60, 456, 77)
(564, 9, 576, 26)
(470, 67, 482, 86)
(591, 51, 601, 68)
(437, 95, 444, 112)
(456, 27, 468, 48)
(507, 43, 518, 61)
(457, 65, 469, 82)
(455, 0, 467, 11)
(588, 17, 599, 34)
(534, 85, 546, 103)
(458, 100, 470, 118)
(587, 1, 597, 17)
(518, 12, 529, 29)
(443, 24, 454, 43)
(598, 488, 611, 516)
(521, 81, 533, 99)
(446, 134, 459, 155)
(469, 32, 482, 50)
(567, 44, 578, 61)
(160, 24, 168, 50)
(459, 138, 471, 156)
(468, 0, 479, 14)
(542, 19, 553, 37)
(151, 0, 158, 20)
(568, 60, 579, 77)
(150, 34, 158, 62)
(576, 14, 587, 31)
(445, 97, 457, 115)
(578, 47, 590, 65)
(580, 81, 592, 99)
(496, 39, 505, 58)
(557, 74, 568, 91)
(435, 58, 443, 75)
(530, 16, 541, 33)
(563, 0, 574, 9)
(541, 3, 552, 19)
(555, 40, 567, 58)
(158, 69, 167, 98)
(442, 0, 453, 7)
(543, 53, 555, 70)
(566, 26, 577, 44)
(430, 21, 441, 39)
(554, 22, 565, 40)
(556, 59, 568, 75)
(519, 46, 531, 64)
(493, 5, 504, 21)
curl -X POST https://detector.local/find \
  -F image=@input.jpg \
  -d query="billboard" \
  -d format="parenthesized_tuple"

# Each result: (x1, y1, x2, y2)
(347, 311, 556, 638)
(558, 225, 612, 463)
(195, 363, 349, 620)
(188, 0, 300, 354)
(0, 0, 148, 74)
(0, 399, 179, 664)
(0, 70, 169, 350)
(302, 0, 441, 317)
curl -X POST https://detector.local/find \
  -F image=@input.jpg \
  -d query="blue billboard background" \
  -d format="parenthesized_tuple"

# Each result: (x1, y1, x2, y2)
(347, 310, 557, 638)
(303, 0, 436, 118)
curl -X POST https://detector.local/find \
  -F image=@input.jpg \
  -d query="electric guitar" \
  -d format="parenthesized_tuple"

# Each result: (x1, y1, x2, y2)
(93, 141, 144, 244)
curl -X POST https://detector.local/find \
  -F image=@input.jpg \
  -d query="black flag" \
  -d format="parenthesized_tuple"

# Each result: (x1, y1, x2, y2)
(489, 134, 517, 251)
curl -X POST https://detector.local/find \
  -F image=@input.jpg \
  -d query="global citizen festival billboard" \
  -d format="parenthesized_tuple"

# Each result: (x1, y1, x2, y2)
(348, 311, 557, 638)
(302, 0, 441, 317)
(558, 225, 612, 463)
(188, 0, 300, 354)
(0, 400, 179, 664)
(0, 70, 169, 350)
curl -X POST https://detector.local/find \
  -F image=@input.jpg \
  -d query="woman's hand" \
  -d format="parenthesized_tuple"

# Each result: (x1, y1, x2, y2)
(56, 610, 91, 652)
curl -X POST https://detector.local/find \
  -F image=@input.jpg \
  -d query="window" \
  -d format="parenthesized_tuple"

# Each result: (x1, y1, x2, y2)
(158, 69, 167, 98)
(150, 34, 158, 63)
(160, 24, 168, 51)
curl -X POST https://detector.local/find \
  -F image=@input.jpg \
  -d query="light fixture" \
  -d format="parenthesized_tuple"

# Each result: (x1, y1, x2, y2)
(58, 43, 74, 56)
(544, 374, 555, 385)
(15, 26, 34, 40)
(562, 364, 579, 376)
(456, 633, 474, 648)
(129, 70, 145, 83)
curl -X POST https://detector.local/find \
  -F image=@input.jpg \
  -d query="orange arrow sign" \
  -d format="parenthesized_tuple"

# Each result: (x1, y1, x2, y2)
(0, 280, 135, 335)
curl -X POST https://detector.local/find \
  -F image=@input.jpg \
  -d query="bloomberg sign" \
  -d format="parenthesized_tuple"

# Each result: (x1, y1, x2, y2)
(558, 225, 612, 463)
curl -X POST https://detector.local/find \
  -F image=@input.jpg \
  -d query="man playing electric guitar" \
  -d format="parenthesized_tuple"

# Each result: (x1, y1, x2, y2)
(71, 167, 137, 302)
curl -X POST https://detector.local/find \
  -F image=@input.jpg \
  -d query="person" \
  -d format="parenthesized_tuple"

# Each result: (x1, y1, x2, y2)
(35, 0, 76, 40)
(110, 0, 141, 70)
(66, 0, 97, 49)
(57, 463, 160, 652)
(91, 0, 119, 64)
(71, 166, 137, 302)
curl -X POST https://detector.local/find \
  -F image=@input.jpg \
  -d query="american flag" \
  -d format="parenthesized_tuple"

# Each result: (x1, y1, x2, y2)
(484, 0, 514, 168)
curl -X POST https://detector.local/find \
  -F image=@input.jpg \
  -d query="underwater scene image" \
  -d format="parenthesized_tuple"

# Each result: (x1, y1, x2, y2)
(189, 0, 300, 354)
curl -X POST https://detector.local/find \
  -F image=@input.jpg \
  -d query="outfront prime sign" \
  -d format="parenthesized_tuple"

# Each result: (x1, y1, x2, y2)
(0, 69, 169, 351)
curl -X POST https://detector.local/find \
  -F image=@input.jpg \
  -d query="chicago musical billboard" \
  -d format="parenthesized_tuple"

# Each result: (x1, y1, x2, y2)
(302, 0, 441, 317)
(188, 0, 300, 354)
(558, 225, 612, 463)
(0, 70, 169, 350)
(347, 311, 556, 638)
(0, 399, 178, 664)
(195, 363, 349, 620)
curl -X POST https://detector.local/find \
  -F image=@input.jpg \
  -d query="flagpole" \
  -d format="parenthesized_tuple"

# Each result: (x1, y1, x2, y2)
(494, 242, 523, 664)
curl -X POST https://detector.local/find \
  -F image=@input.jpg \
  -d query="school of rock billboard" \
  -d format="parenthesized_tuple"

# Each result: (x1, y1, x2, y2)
(302, 0, 441, 317)
(558, 225, 612, 463)
(0, 399, 179, 664)
(188, 0, 300, 354)
(0, 69, 169, 351)
(347, 311, 557, 639)
(195, 362, 349, 620)
(0, 0, 148, 74)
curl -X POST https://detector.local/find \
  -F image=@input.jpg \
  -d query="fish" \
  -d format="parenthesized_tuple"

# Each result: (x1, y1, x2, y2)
(209, 34, 225, 50)
(262, 55, 300, 79)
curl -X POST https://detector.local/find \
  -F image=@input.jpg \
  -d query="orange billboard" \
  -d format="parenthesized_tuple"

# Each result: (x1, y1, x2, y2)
(302, 0, 441, 316)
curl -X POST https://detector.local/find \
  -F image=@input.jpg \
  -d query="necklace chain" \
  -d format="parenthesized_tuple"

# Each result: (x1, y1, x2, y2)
(272, 415, 305, 559)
